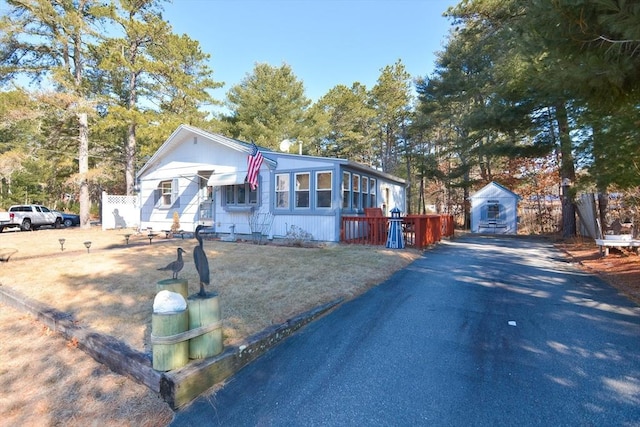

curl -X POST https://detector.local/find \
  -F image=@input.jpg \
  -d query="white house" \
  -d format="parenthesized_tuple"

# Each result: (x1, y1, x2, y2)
(135, 125, 407, 242)
(470, 181, 520, 234)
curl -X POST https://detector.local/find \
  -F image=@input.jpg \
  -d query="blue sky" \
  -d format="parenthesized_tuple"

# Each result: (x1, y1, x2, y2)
(163, 0, 457, 104)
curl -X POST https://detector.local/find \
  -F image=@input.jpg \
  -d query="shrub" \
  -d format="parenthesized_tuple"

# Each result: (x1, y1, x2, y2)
(171, 211, 180, 233)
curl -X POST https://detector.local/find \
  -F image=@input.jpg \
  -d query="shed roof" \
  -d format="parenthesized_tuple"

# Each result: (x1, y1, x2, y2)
(470, 181, 521, 200)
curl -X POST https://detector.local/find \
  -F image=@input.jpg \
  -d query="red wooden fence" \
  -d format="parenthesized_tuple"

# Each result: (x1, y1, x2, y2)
(340, 216, 389, 245)
(341, 214, 454, 249)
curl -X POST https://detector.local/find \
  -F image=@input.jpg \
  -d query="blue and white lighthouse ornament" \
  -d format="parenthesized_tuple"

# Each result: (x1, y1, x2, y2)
(386, 207, 405, 249)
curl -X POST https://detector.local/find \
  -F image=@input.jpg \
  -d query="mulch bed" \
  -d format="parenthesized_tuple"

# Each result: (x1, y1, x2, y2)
(556, 239, 640, 305)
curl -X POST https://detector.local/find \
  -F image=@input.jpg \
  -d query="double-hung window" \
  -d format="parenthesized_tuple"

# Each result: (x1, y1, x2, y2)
(316, 171, 332, 208)
(342, 172, 351, 209)
(156, 178, 179, 208)
(295, 173, 310, 208)
(370, 178, 377, 207)
(352, 175, 360, 210)
(362, 177, 369, 208)
(276, 174, 290, 208)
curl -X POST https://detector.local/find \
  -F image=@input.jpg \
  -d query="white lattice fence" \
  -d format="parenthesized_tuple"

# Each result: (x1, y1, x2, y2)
(101, 191, 140, 230)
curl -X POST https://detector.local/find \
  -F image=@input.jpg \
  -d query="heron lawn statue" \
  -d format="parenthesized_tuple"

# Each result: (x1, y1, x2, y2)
(193, 225, 210, 296)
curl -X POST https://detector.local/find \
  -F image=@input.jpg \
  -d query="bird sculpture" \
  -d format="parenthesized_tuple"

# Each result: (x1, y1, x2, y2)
(193, 225, 210, 296)
(157, 247, 186, 279)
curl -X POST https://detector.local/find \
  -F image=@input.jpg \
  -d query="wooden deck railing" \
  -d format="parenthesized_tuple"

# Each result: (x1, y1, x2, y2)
(341, 214, 454, 249)
(340, 216, 389, 245)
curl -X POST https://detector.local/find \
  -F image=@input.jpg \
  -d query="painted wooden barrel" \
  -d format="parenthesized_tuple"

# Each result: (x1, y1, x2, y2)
(156, 278, 188, 300)
(151, 309, 189, 371)
(187, 292, 223, 359)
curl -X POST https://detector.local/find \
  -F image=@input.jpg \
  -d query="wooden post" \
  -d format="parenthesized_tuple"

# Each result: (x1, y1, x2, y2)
(187, 292, 223, 359)
(152, 309, 189, 371)
(157, 279, 188, 300)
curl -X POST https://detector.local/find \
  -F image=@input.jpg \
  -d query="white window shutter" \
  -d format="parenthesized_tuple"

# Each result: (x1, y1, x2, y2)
(172, 178, 180, 207)
(153, 189, 162, 208)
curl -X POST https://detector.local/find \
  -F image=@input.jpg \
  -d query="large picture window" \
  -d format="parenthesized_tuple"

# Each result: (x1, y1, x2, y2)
(276, 174, 290, 208)
(295, 172, 310, 208)
(316, 171, 332, 208)
(224, 183, 258, 207)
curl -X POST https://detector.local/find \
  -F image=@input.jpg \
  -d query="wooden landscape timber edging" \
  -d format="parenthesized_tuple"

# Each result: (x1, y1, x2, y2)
(161, 298, 344, 409)
(0, 284, 343, 410)
(0, 285, 162, 392)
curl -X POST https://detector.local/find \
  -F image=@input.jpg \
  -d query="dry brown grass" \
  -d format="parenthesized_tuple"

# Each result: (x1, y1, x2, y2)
(0, 226, 421, 426)
(0, 304, 175, 427)
(0, 227, 420, 349)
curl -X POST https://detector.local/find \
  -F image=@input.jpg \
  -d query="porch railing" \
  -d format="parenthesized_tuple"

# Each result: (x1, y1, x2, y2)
(340, 214, 455, 249)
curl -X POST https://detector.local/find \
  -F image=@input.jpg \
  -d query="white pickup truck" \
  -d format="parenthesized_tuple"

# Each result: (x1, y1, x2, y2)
(0, 204, 63, 232)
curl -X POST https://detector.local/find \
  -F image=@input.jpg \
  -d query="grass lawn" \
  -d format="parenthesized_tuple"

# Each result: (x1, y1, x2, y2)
(0, 226, 422, 351)
(0, 226, 422, 425)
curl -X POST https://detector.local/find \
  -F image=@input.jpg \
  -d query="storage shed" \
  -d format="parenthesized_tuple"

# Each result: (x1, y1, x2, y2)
(470, 182, 520, 234)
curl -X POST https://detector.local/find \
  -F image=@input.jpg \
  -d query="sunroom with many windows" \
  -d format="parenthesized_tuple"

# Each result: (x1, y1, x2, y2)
(342, 171, 378, 214)
(275, 171, 333, 211)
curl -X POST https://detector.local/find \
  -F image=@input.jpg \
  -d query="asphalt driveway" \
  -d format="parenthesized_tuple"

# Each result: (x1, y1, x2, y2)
(171, 235, 640, 426)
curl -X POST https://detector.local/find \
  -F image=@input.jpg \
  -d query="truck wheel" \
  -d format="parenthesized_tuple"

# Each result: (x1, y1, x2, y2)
(21, 218, 32, 231)
(63, 218, 73, 227)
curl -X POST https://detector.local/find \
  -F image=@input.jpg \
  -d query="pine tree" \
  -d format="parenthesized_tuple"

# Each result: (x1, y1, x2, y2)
(223, 63, 310, 148)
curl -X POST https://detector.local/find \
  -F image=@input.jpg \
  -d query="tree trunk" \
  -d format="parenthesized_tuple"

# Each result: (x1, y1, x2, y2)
(126, 122, 136, 195)
(591, 122, 608, 236)
(78, 112, 91, 229)
(462, 161, 471, 230)
(125, 59, 139, 195)
(419, 177, 426, 214)
(555, 102, 576, 238)
(404, 158, 412, 214)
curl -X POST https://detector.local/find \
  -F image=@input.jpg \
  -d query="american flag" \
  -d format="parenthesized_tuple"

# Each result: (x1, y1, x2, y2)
(246, 142, 264, 190)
